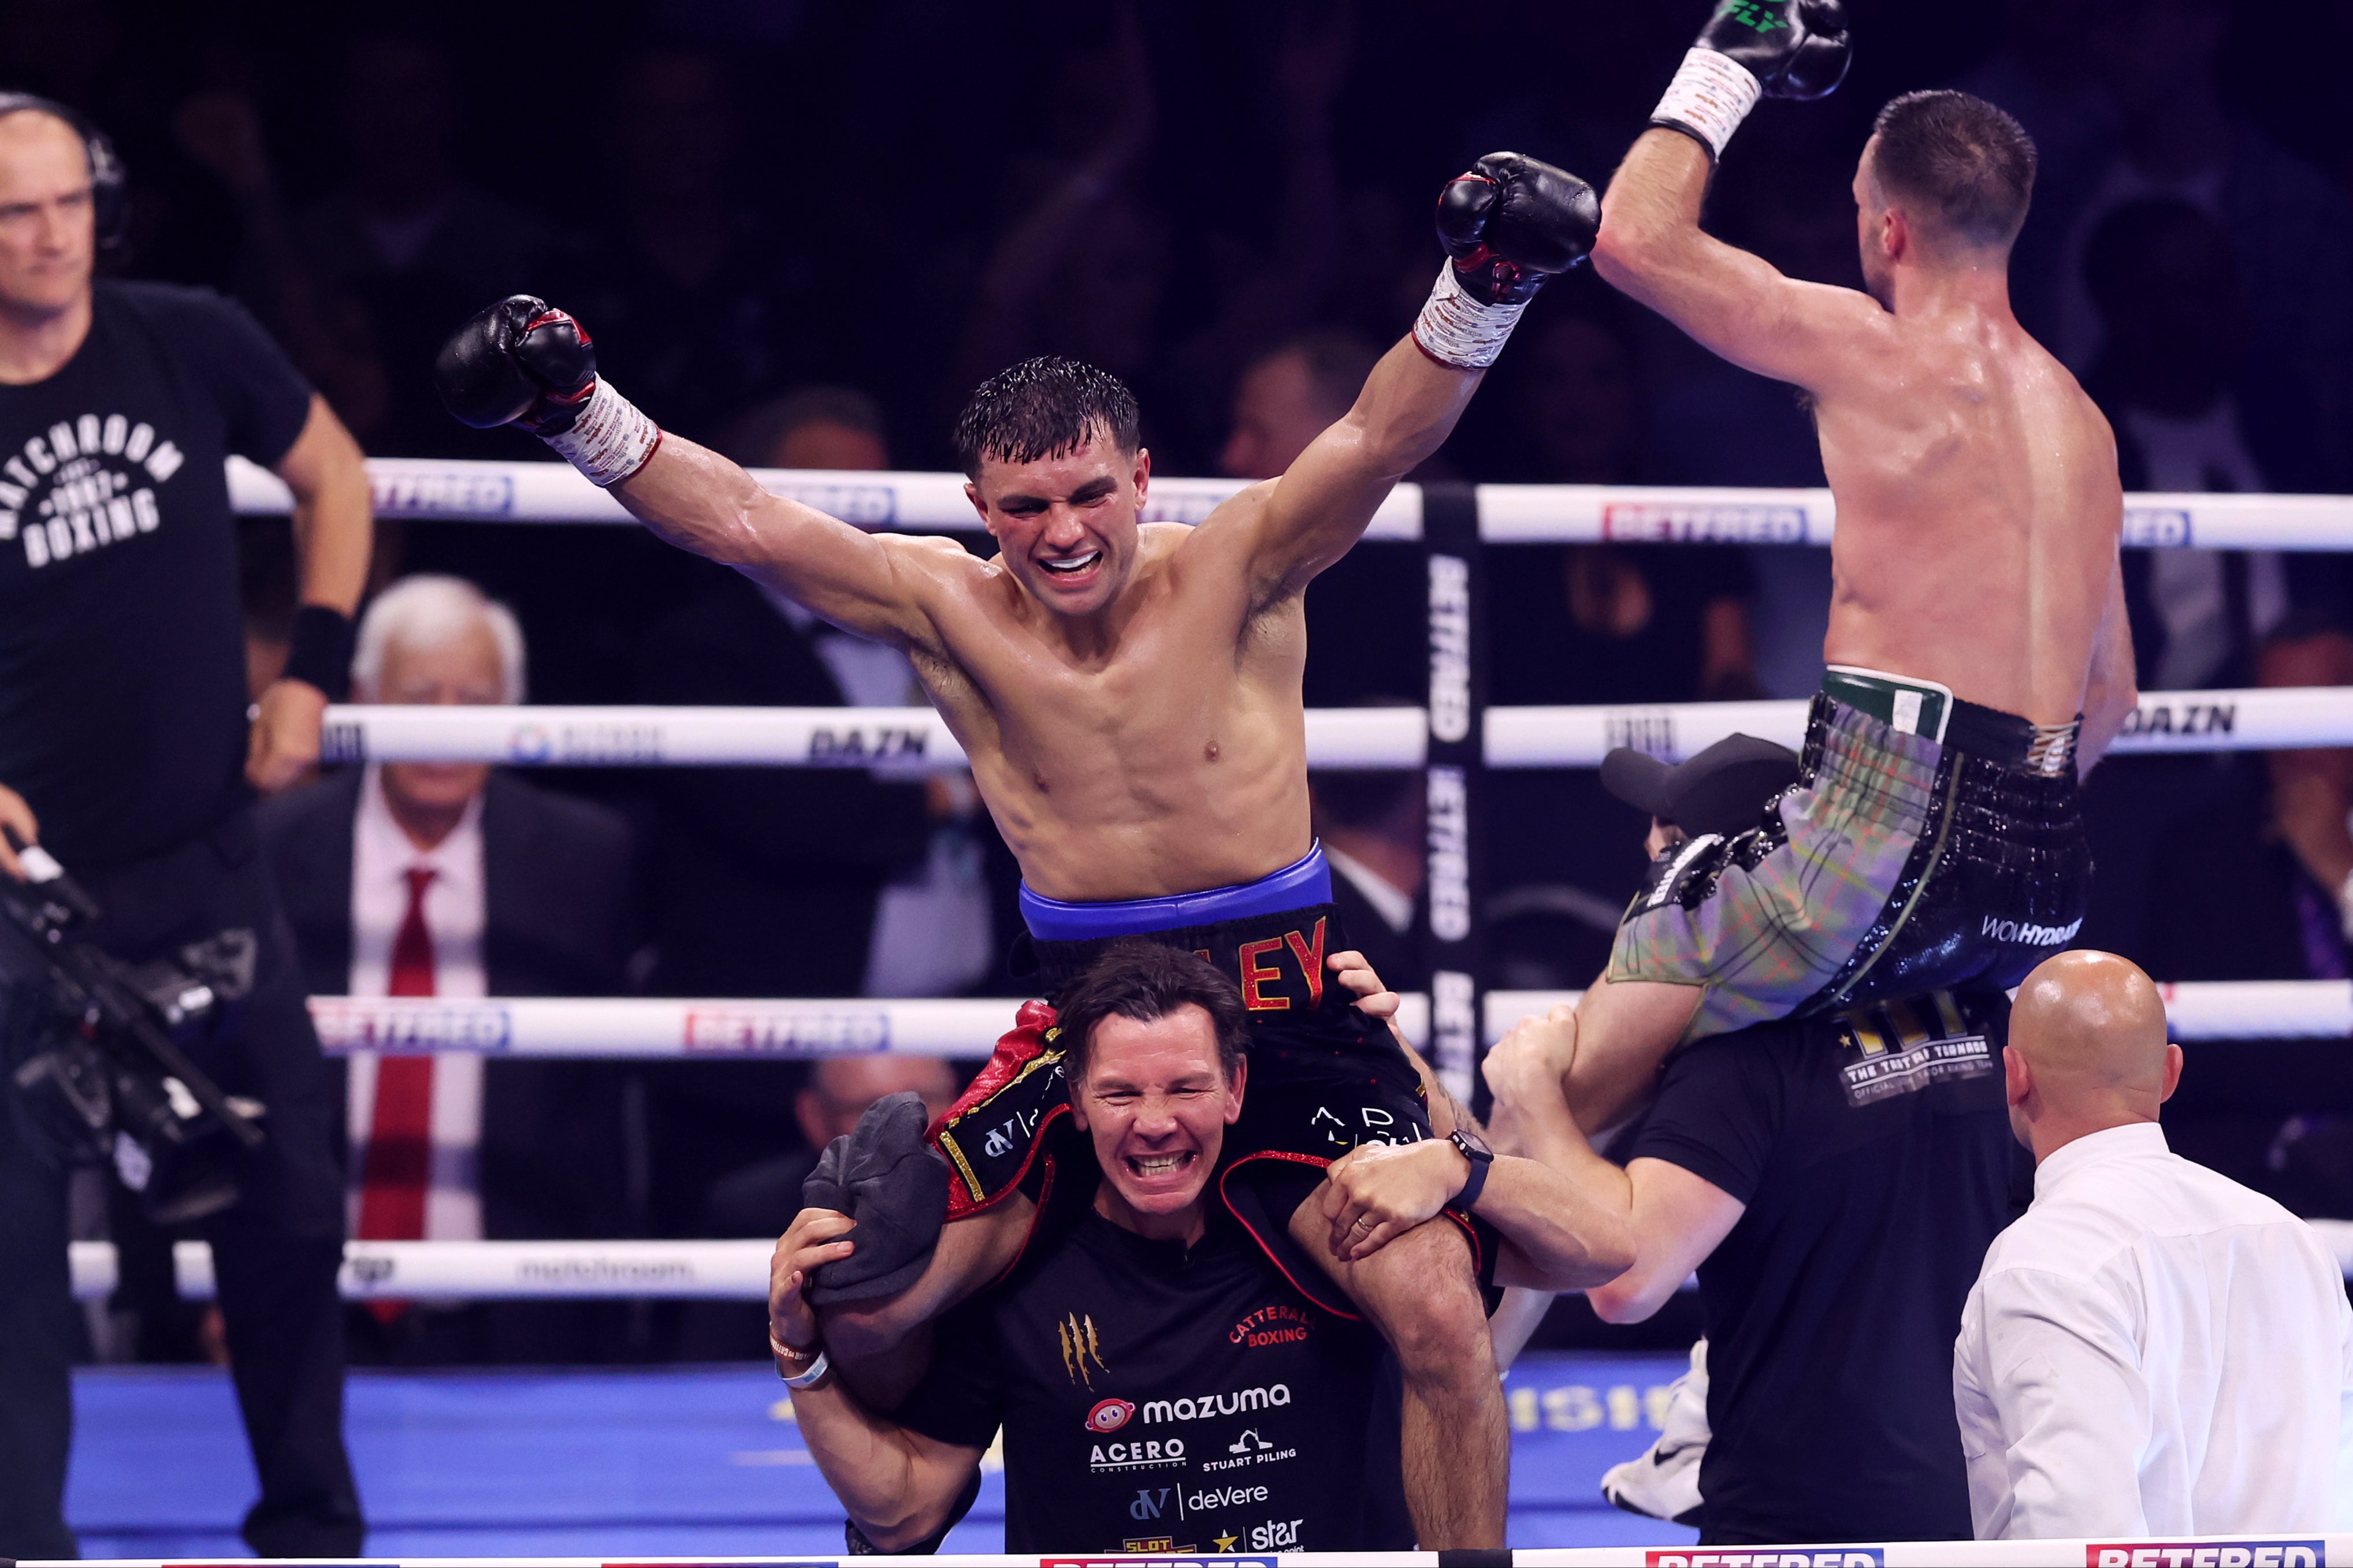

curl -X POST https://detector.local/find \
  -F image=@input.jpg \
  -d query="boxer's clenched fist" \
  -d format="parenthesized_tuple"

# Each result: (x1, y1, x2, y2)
(1436, 152, 1599, 307)
(1652, 0, 1850, 162)
(1695, 0, 1850, 102)
(433, 295, 599, 433)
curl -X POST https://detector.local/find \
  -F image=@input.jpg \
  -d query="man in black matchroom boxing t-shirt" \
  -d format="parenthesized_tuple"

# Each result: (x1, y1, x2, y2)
(770, 944, 1418, 1555)
(0, 100, 373, 1560)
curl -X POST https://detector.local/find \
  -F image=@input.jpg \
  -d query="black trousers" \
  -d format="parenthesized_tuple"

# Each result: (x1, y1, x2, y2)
(0, 807, 362, 1558)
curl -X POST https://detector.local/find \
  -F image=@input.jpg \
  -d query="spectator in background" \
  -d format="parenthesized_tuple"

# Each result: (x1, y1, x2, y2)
(723, 386, 891, 473)
(1219, 329, 1380, 485)
(1478, 298, 1761, 986)
(259, 578, 640, 1361)
(2084, 199, 2337, 691)
(1218, 329, 1423, 707)
(2071, 200, 2341, 985)
(950, 5, 1175, 455)
(2129, 617, 2353, 1207)
(631, 389, 971, 1246)
(1949, 0, 2120, 346)
(2047, 0, 2353, 490)
(559, 49, 840, 444)
(176, 34, 552, 458)
(2141, 617, 2353, 982)
(1311, 768, 1425, 994)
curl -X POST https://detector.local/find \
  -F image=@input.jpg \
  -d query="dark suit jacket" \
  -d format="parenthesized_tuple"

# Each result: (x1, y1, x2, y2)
(634, 573, 931, 998)
(257, 768, 641, 1244)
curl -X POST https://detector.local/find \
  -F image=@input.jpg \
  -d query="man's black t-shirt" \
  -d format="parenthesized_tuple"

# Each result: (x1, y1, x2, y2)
(898, 1205, 1411, 1555)
(1626, 989, 2025, 1546)
(0, 282, 313, 867)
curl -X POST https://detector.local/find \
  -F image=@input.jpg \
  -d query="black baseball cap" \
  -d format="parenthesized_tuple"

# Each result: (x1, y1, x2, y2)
(1599, 733, 1803, 840)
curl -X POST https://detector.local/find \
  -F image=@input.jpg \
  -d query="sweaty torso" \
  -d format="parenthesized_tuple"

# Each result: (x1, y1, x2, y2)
(908, 515, 1312, 902)
(1813, 310, 2120, 725)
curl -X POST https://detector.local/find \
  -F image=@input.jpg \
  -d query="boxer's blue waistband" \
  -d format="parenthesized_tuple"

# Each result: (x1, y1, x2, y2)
(1018, 843, 1333, 941)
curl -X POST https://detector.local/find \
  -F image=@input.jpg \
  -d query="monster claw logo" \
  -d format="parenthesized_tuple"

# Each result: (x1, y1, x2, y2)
(1058, 1312, 1109, 1387)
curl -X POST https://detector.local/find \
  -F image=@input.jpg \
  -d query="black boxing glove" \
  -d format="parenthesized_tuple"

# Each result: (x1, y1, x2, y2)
(434, 295, 661, 487)
(1652, 0, 1853, 162)
(1414, 152, 1599, 370)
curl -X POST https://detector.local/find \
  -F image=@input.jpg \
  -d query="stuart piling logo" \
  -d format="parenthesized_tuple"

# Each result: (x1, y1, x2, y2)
(3, 413, 186, 568)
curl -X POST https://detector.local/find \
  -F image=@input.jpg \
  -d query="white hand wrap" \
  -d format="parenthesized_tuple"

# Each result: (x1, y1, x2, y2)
(1412, 263, 1526, 370)
(541, 379, 660, 489)
(1651, 47, 1764, 161)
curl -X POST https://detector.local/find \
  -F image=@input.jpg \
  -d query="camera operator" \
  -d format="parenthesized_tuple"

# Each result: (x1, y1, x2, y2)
(0, 98, 371, 1557)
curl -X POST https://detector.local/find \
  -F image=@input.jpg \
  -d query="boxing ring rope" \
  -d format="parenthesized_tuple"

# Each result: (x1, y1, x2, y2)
(26, 1547, 2347, 1567)
(64, 1216, 2353, 1304)
(229, 455, 2353, 550)
(303, 982, 2350, 1061)
(314, 686, 2338, 770)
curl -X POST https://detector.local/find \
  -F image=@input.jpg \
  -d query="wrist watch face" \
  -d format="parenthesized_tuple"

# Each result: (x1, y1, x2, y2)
(1451, 1127, 1493, 1162)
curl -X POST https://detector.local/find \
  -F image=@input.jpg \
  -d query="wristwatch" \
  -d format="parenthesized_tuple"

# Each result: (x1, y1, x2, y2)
(1448, 1127, 1495, 1213)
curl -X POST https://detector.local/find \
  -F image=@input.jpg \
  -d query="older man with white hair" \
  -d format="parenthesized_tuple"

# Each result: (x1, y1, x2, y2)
(259, 575, 640, 1357)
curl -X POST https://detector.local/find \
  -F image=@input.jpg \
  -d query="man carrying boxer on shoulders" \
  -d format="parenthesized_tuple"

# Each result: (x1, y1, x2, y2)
(1490, 0, 2138, 1137)
(434, 155, 1601, 1548)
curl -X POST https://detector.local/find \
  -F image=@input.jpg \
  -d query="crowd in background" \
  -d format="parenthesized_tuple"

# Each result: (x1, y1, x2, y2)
(21, 0, 2353, 1362)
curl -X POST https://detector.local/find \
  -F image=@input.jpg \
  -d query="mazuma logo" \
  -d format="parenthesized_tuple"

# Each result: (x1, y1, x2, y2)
(1087, 1398, 1135, 1433)
(1143, 1384, 1291, 1424)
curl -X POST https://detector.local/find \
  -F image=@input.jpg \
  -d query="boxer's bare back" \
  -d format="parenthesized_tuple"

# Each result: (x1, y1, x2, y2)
(1522, 124, 2136, 1132)
(611, 341, 1463, 902)
(1599, 129, 2132, 740)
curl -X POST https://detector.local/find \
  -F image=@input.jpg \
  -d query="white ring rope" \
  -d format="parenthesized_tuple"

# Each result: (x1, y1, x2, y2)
(319, 686, 2330, 770)
(227, 455, 2353, 550)
(306, 982, 2350, 1060)
(65, 1238, 770, 1303)
(66, 1220, 2353, 1305)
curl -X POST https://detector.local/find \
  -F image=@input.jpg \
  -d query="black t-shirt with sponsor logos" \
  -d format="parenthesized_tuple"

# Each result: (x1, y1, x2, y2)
(897, 1201, 1412, 1555)
(1626, 989, 2027, 1547)
(0, 282, 312, 866)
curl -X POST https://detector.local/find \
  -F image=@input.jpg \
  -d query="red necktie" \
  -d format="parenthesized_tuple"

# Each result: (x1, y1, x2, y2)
(359, 869, 437, 1284)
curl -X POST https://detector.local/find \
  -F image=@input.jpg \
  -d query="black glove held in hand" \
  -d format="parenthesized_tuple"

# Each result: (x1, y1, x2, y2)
(1436, 152, 1600, 306)
(434, 295, 600, 433)
(1696, 0, 1850, 101)
(799, 1090, 951, 1307)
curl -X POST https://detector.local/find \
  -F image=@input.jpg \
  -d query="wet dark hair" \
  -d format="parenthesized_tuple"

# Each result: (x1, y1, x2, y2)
(1053, 941, 1249, 1087)
(1869, 90, 2037, 249)
(951, 356, 1141, 479)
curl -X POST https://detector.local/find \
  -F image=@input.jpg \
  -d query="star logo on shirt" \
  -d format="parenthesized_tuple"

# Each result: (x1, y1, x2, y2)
(1213, 1533, 1239, 1551)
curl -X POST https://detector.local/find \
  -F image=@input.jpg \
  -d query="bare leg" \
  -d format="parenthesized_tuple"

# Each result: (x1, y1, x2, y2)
(817, 1194, 1034, 1410)
(1560, 974, 1704, 1132)
(1288, 1198, 1506, 1548)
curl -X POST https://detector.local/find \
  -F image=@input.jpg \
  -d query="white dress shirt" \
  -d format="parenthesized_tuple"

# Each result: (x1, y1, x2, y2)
(346, 765, 486, 1242)
(1954, 1122, 2353, 1539)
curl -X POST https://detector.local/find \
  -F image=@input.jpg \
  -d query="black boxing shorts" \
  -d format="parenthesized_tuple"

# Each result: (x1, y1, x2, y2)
(929, 844, 1495, 1318)
(1610, 665, 2095, 1038)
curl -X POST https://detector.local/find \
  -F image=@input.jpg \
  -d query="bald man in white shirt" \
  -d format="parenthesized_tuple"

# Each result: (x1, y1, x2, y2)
(1953, 951, 2353, 1539)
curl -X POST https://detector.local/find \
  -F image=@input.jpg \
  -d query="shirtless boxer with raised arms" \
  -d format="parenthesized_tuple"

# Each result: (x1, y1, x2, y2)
(1489, 1, 2138, 1134)
(434, 155, 1604, 1548)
